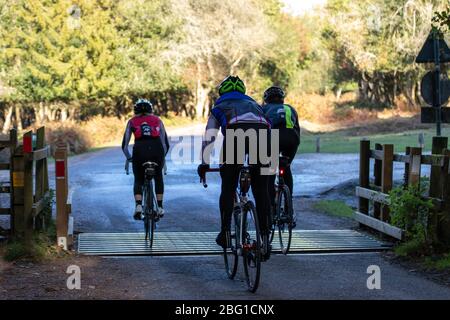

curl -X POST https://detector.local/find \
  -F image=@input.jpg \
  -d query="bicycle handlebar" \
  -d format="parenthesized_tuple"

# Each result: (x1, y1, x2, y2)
(201, 168, 220, 188)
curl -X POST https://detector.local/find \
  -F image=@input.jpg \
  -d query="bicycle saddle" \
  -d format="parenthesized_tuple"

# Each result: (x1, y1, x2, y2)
(143, 161, 159, 168)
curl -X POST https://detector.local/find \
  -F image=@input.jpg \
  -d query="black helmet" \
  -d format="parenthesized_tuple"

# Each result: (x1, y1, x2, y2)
(134, 99, 153, 114)
(218, 75, 246, 96)
(263, 86, 285, 103)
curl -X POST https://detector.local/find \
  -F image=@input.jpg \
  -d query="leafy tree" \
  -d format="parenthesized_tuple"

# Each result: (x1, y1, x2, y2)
(0, 0, 123, 122)
(167, 0, 274, 118)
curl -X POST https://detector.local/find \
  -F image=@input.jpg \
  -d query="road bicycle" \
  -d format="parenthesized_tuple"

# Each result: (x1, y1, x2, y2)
(202, 162, 264, 293)
(126, 159, 160, 247)
(269, 156, 296, 255)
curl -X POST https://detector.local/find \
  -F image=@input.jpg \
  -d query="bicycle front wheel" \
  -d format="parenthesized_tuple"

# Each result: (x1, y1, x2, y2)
(277, 186, 293, 255)
(242, 202, 261, 293)
(224, 209, 238, 279)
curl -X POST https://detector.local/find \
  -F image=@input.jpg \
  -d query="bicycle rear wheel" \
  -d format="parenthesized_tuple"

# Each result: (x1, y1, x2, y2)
(148, 180, 158, 248)
(242, 202, 261, 293)
(277, 186, 293, 255)
(224, 209, 238, 279)
(142, 185, 150, 241)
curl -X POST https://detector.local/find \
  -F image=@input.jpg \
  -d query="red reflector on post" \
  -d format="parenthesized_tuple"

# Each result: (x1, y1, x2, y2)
(23, 135, 32, 153)
(56, 160, 65, 178)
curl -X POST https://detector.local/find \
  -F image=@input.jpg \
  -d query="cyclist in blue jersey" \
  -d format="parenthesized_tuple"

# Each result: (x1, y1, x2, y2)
(198, 76, 272, 257)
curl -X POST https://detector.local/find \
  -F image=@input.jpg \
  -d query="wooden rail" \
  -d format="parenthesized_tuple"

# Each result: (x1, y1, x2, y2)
(356, 137, 450, 242)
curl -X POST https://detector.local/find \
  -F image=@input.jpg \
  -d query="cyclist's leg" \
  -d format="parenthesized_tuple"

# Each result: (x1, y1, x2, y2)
(250, 167, 270, 236)
(154, 161, 165, 216)
(219, 164, 239, 246)
(279, 129, 300, 194)
(146, 139, 165, 210)
(132, 145, 145, 219)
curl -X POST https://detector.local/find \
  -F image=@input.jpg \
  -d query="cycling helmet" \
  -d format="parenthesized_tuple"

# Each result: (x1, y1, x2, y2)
(134, 99, 153, 114)
(263, 86, 285, 103)
(218, 76, 246, 95)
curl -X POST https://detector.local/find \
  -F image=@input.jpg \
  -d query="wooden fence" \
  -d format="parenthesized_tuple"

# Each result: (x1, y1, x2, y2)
(0, 129, 17, 218)
(0, 126, 73, 249)
(355, 137, 450, 241)
(11, 127, 51, 240)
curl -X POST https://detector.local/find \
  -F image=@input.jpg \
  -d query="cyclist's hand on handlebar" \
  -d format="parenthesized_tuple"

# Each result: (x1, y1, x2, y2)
(197, 163, 210, 183)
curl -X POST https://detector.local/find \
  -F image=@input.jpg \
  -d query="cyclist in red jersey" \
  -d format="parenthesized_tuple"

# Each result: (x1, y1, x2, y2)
(122, 99, 170, 220)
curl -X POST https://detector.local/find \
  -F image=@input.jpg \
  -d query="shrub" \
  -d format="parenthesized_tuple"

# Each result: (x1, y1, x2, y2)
(388, 183, 434, 256)
(45, 122, 92, 154)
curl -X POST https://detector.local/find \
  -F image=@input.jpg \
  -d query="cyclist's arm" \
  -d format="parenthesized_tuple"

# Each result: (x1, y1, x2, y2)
(122, 120, 133, 160)
(201, 114, 220, 165)
(291, 106, 301, 143)
(159, 119, 170, 156)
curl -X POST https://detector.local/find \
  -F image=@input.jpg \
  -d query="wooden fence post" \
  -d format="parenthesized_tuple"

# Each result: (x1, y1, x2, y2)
(373, 143, 382, 219)
(23, 131, 34, 242)
(34, 127, 49, 229)
(418, 133, 424, 149)
(315, 137, 320, 153)
(381, 144, 394, 222)
(404, 147, 411, 187)
(9, 129, 17, 232)
(408, 147, 422, 187)
(359, 140, 370, 215)
(430, 137, 448, 198)
(55, 145, 70, 249)
(440, 150, 450, 246)
(12, 146, 24, 239)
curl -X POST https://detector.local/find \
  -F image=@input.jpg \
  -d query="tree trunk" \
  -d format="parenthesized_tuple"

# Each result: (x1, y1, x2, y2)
(61, 107, 68, 122)
(2, 105, 13, 134)
(15, 105, 23, 131)
(47, 107, 57, 121)
(335, 87, 343, 101)
(36, 102, 46, 124)
(195, 62, 209, 119)
(195, 85, 209, 119)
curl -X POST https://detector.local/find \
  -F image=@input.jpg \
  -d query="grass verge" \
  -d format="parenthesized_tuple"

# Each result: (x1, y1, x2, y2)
(312, 200, 354, 218)
(3, 221, 58, 262)
(299, 127, 450, 154)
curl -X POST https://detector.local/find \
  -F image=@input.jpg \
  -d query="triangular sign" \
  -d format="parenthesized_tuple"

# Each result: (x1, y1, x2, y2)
(416, 30, 450, 63)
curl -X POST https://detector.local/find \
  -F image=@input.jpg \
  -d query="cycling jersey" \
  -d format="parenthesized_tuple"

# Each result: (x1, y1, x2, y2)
(263, 103, 300, 140)
(209, 92, 270, 135)
(122, 114, 169, 160)
(129, 114, 162, 139)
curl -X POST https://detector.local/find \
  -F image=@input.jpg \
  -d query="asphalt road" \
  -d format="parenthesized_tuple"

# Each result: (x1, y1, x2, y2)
(47, 131, 450, 300)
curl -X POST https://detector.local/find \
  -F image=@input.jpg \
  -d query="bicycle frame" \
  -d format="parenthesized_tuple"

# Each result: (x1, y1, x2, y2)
(202, 165, 257, 255)
(125, 159, 159, 244)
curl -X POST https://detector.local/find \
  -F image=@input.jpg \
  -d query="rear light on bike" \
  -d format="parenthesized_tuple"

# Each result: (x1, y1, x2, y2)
(280, 168, 284, 176)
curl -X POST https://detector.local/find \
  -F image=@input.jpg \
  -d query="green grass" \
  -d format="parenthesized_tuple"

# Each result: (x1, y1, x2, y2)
(424, 254, 450, 270)
(312, 200, 354, 218)
(2, 191, 58, 262)
(394, 239, 428, 257)
(299, 128, 450, 154)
